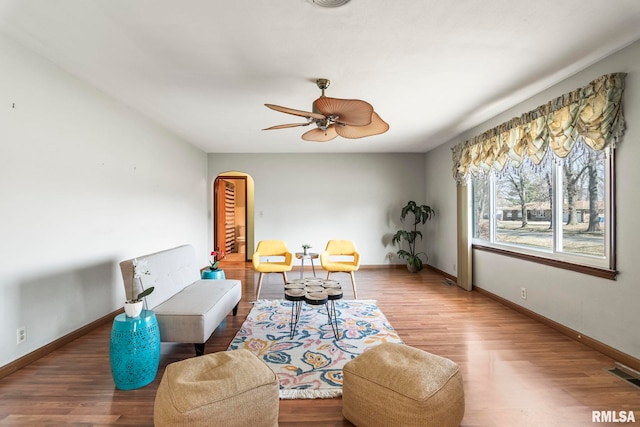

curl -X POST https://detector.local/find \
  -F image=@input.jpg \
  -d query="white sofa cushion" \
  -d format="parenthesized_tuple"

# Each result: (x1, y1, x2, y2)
(120, 245, 201, 309)
(153, 280, 241, 343)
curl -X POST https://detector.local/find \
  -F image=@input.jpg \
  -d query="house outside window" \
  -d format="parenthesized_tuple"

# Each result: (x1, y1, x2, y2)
(471, 147, 612, 270)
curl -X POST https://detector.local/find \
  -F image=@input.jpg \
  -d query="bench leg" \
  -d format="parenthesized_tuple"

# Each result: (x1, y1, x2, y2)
(233, 302, 239, 316)
(194, 343, 205, 356)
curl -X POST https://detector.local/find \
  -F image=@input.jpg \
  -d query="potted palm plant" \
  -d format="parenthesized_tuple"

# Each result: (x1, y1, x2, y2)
(392, 200, 435, 272)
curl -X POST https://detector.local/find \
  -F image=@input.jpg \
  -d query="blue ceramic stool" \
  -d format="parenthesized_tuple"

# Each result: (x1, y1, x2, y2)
(109, 310, 160, 390)
(202, 269, 225, 279)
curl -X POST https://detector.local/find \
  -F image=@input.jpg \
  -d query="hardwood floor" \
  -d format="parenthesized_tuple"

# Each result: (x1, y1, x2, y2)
(1, 263, 638, 426)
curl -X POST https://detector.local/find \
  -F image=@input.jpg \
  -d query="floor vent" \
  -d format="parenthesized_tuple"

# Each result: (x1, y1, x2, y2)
(608, 365, 640, 390)
(444, 278, 456, 286)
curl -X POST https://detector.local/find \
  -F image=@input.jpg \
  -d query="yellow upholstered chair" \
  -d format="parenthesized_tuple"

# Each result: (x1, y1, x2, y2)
(320, 240, 360, 299)
(252, 240, 294, 299)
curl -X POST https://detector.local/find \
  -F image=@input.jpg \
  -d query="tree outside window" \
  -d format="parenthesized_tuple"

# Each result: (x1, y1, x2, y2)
(471, 146, 610, 269)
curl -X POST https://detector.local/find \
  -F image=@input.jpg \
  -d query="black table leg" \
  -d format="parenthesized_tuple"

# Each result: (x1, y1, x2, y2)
(289, 300, 303, 339)
(325, 300, 340, 340)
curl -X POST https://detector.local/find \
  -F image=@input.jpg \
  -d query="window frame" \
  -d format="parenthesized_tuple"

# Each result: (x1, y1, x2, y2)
(471, 148, 617, 280)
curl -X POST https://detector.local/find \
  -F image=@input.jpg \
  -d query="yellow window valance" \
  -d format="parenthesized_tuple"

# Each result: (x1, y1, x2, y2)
(452, 73, 626, 184)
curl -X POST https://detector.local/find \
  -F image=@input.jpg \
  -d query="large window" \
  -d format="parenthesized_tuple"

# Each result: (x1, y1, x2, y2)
(453, 73, 624, 279)
(471, 147, 613, 273)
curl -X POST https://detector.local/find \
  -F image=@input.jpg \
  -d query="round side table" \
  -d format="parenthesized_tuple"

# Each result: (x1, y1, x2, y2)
(109, 309, 160, 390)
(295, 252, 319, 279)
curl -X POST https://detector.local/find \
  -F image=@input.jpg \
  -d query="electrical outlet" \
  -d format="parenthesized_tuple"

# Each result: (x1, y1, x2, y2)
(520, 287, 527, 300)
(17, 326, 26, 344)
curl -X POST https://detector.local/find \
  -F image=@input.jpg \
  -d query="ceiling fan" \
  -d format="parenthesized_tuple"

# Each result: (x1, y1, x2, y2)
(263, 78, 389, 142)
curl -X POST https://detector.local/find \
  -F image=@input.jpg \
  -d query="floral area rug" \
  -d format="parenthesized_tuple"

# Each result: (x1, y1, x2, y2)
(227, 299, 403, 399)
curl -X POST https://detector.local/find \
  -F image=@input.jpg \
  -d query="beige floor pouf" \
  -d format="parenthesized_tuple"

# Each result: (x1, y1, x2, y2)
(154, 349, 279, 427)
(342, 343, 464, 427)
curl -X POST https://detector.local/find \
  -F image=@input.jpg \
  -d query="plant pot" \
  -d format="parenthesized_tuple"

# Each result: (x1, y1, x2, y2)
(124, 301, 144, 318)
(202, 269, 225, 280)
(407, 262, 419, 273)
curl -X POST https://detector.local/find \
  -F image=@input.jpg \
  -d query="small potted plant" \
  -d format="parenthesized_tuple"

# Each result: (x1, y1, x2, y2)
(301, 244, 311, 255)
(209, 250, 225, 270)
(202, 250, 226, 279)
(125, 258, 155, 317)
(392, 200, 435, 272)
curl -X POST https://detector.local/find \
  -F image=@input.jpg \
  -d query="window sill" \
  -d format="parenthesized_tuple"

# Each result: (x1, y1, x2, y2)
(472, 243, 617, 280)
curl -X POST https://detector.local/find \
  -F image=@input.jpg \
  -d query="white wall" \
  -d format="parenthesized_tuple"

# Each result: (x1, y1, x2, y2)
(208, 153, 429, 265)
(0, 33, 208, 367)
(425, 39, 640, 359)
(423, 149, 459, 276)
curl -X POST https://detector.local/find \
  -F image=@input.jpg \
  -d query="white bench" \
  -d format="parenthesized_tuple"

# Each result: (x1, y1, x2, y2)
(120, 244, 242, 356)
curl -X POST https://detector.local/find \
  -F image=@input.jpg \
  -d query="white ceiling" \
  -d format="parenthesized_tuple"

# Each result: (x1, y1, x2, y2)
(2, 0, 640, 154)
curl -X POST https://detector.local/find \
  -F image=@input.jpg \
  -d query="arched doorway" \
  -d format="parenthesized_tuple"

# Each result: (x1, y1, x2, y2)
(213, 172, 254, 262)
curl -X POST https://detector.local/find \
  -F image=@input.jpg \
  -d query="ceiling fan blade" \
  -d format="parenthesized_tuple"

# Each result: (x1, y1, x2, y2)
(335, 112, 389, 139)
(313, 97, 374, 126)
(262, 123, 311, 130)
(265, 104, 326, 120)
(301, 125, 338, 142)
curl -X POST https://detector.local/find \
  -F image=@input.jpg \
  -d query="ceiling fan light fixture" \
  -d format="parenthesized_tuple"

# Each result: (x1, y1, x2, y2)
(263, 77, 388, 141)
(309, 0, 351, 8)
